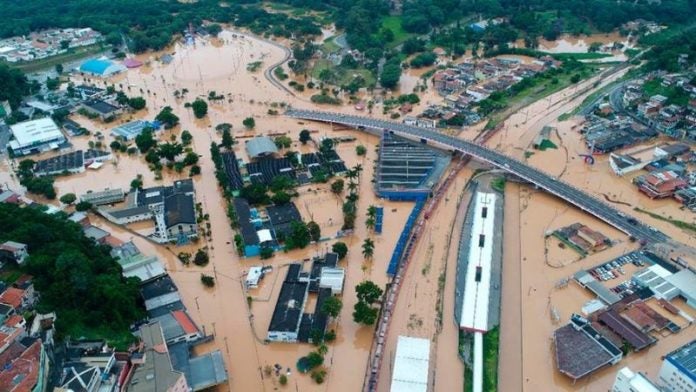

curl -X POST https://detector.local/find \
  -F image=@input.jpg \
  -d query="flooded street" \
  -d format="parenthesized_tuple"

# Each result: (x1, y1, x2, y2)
(2, 24, 694, 392)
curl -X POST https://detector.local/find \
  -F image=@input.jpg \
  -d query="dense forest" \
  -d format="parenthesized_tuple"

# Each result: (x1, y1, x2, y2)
(2, 0, 694, 57)
(1, 0, 322, 53)
(0, 203, 143, 344)
(0, 63, 30, 109)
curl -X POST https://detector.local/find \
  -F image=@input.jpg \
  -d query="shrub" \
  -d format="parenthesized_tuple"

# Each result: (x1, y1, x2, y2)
(193, 249, 209, 266)
(201, 274, 215, 287)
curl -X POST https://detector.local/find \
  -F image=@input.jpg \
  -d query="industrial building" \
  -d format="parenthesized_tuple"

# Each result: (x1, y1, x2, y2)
(553, 314, 623, 381)
(245, 136, 278, 159)
(101, 179, 197, 244)
(267, 264, 308, 343)
(612, 367, 661, 392)
(111, 120, 160, 140)
(633, 264, 696, 309)
(456, 192, 498, 333)
(79, 58, 126, 77)
(267, 254, 344, 343)
(658, 339, 696, 392)
(390, 336, 430, 392)
(8, 118, 66, 156)
(80, 188, 125, 206)
(376, 132, 450, 201)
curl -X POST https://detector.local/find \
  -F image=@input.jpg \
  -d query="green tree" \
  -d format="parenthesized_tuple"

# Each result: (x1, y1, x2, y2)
(0, 64, 30, 109)
(207, 23, 222, 37)
(321, 296, 342, 318)
(240, 183, 269, 205)
(55, 63, 64, 74)
(299, 129, 311, 144)
(45, 77, 60, 91)
(332, 242, 348, 260)
(279, 374, 288, 386)
(320, 138, 334, 153)
(59, 193, 77, 205)
(274, 135, 292, 149)
(286, 221, 311, 249)
(158, 142, 183, 161)
(181, 130, 193, 145)
(191, 98, 208, 118)
(356, 280, 383, 305)
(189, 165, 201, 176)
(201, 274, 215, 287)
(305, 351, 324, 369)
(75, 201, 92, 212)
(183, 152, 199, 166)
(352, 300, 378, 325)
(356, 145, 367, 156)
(260, 247, 274, 259)
(216, 123, 232, 132)
(242, 117, 255, 129)
(221, 128, 234, 149)
(380, 63, 402, 89)
(155, 106, 179, 129)
(307, 221, 321, 242)
(135, 128, 156, 153)
(193, 249, 209, 266)
(130, 175, 143, 190)
(362, 238, 375, 259)
(271, 191, 292, 205)
(331, 179, 344, 195)
(128, 97, 146, 110)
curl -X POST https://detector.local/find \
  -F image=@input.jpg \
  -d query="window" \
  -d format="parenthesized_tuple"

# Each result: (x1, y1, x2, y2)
(481, 207, 488, 218)
(478, 234, 485, 248)
(475, 266, 482, 282)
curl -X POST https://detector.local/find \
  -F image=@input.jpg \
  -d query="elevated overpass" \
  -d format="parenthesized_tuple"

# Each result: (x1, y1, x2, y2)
(286, 109, 668, 244)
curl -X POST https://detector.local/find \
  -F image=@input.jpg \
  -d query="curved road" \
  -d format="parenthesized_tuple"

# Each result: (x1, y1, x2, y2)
(286, 109, 670, 244)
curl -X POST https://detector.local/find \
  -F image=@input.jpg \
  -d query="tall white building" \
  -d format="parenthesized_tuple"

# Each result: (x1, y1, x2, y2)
(659, 340, 696, 392)
(612, 367, 661, 392)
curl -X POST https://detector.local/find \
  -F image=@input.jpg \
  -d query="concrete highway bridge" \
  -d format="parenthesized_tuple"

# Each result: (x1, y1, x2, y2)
(286, 109, 669, 244)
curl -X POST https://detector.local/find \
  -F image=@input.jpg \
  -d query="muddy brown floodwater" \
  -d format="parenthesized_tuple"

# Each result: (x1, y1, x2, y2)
(2, 26, 695, 392)
(0, 29, 447, 392)
(486, 62, 696, 391)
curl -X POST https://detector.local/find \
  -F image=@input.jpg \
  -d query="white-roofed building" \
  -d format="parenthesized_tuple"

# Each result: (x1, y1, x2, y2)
(633, 264, 680, 301)
(459, 192, 496, 332)
(246, 266, 264, 289)
(8, 118, 66, 156)
(665, 269, 696, 309)
(245, 136, 278, 159)
(318, 267, 345, 294)
(633, 265, 695, 308)
(612, 367, 661, 392)
(257, 229, 273, 244)
(390, 336, 430, 392)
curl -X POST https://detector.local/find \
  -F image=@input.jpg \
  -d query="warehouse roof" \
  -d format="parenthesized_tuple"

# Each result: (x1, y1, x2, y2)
(10, 118, 63, 148)
(245, 136, 278, 159)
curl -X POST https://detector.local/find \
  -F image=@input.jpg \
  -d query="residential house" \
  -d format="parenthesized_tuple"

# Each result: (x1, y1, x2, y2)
(0, 241, 28, 265)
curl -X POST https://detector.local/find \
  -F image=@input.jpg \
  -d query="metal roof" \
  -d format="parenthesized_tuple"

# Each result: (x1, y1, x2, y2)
(390, 336, 430, 392)
(245, 136, 278, 158)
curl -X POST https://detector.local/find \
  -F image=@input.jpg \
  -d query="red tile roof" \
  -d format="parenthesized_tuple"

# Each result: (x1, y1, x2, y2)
(0, 340, 41, 392)
(172, 310, 198, 335)
(4, 314, 24, 328)
(0, 287, 25, 309)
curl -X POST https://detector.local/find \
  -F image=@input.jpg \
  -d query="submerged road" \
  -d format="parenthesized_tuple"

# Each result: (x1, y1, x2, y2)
(286, 109, 669, 244)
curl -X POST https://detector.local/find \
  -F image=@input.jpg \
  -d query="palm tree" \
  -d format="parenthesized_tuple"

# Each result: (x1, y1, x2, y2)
(367, 205, 377, 219)
(365, 216, 375, 231)
(347, 181, 358, 193)
(362, 238, 375, 260)
(318, 344, 329, 356)
(345, 169, 358, 183)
